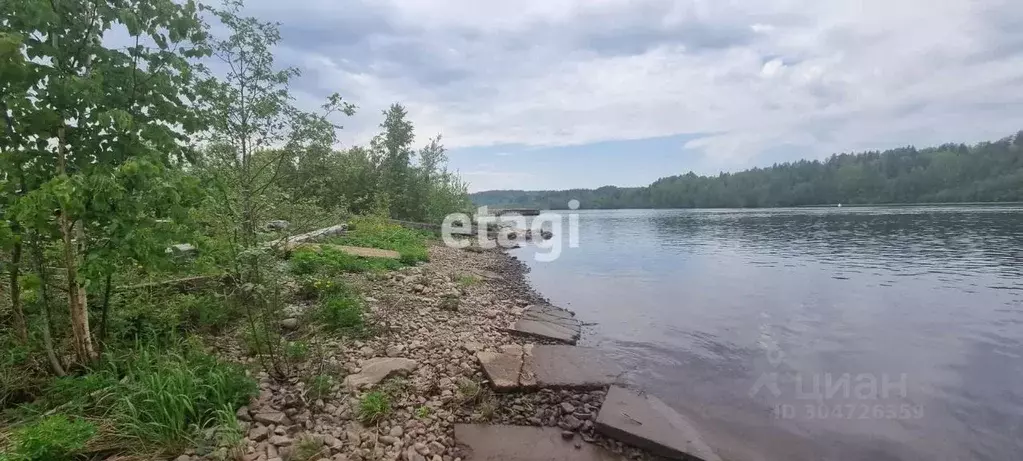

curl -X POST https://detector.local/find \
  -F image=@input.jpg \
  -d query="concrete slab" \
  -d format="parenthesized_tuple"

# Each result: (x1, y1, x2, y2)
(455, 424, 625, 461)
(477, 346, 524, 391)
(512, 319, 580, 344)
(477, 346, 620, 391)
(509, 305, 582, 344)
(530, 346, 622, 389)
(286, 243, 401, 259)
(525, 304, 575, 319)
(595, 386, 720, 461)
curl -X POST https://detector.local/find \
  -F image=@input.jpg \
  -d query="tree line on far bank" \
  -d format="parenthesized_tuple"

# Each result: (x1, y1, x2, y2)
(472, 132, 1023, 209)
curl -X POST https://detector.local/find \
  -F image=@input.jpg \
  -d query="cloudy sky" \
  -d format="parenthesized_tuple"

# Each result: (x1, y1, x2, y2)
(244, 0, 1022, 192)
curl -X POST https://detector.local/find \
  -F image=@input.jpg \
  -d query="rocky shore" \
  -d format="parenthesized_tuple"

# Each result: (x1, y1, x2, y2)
(185, 243, 655, 461)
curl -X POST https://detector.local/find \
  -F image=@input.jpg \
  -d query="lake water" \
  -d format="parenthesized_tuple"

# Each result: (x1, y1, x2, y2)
(508, 207, 1023, 461)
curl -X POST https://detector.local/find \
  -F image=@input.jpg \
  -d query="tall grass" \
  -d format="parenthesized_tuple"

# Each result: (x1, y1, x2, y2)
(107, 346, 256, 452)
(7, 344, 256, 457)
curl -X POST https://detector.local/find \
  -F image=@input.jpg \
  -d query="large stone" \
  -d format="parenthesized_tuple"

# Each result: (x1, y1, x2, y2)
(280, 318, 300, 330)
(595, 386, 720, 461)
(454, 424, 624, 461)
(344, 357, 418, 389)
(477, 345, 621, 391)
(249, 425, 269, 442)
(254, 412, 290, 426)
(508, 304, 582, 344)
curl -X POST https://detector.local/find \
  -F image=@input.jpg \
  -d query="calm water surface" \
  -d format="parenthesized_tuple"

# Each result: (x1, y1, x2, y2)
(509, 207, 1023, 461)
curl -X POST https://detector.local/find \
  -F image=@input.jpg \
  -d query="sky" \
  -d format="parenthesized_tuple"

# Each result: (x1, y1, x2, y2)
(239, 0, 1023, 192)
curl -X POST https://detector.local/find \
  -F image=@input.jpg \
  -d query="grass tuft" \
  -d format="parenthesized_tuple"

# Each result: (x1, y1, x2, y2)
(357, 391, 391, 425)
(291, 435, 328, 461)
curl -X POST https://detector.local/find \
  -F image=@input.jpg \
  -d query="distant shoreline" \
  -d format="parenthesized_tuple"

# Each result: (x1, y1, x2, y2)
(484, 201, 1023, 211)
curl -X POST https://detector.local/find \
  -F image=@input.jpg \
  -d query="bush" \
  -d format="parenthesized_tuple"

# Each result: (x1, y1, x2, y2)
(285, 341, 309, 362)
(318, 293, 365, 334)
(357, 391, 391, 425)
(178, 293, 235, 333)
(0, 415, 96, 461)
(106, 290, 237, 346)
(305, 375, 333, 401)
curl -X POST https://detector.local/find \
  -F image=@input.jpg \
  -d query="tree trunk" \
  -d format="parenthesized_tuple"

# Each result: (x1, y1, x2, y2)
(57, 124, 97, 364)
(32, 237, 66, 377)
(8, 240, 28, 343)
(98, 273, 113, 354)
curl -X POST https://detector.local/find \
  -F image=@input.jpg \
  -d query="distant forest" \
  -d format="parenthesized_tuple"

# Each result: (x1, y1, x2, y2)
(472, 131, 1023, 209)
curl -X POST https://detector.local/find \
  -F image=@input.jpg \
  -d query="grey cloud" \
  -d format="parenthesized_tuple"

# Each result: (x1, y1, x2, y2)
(582, 23, 755, 56)
(226, 0, 1023, 188)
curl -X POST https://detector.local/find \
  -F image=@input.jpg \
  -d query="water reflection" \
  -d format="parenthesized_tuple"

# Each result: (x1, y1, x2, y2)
(513, 206, 1023, 461)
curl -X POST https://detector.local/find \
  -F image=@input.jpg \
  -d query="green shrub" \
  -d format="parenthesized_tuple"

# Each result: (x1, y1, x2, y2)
(107, 291, 183, 345)
(296, 276, 343, 300)
(1, 415, 96, 461)
(305, 375, 334, 401)
(178, 293, 235, 333)
(455, 274, 480, 288)
(106, 291, 236, 346)
(289, 250, 322, 275)
(242, 323, 276, 357)
(317, 292, 365, 334)
(285, 341, 309, 362)
(357, 391, 391, 425)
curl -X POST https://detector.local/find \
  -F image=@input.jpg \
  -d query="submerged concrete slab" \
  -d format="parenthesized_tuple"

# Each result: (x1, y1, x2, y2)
(455, 424, 625, 461)
(595, 386, 720, 461)
(477, 345, 621, 391)
(509, 305, 582, 344)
